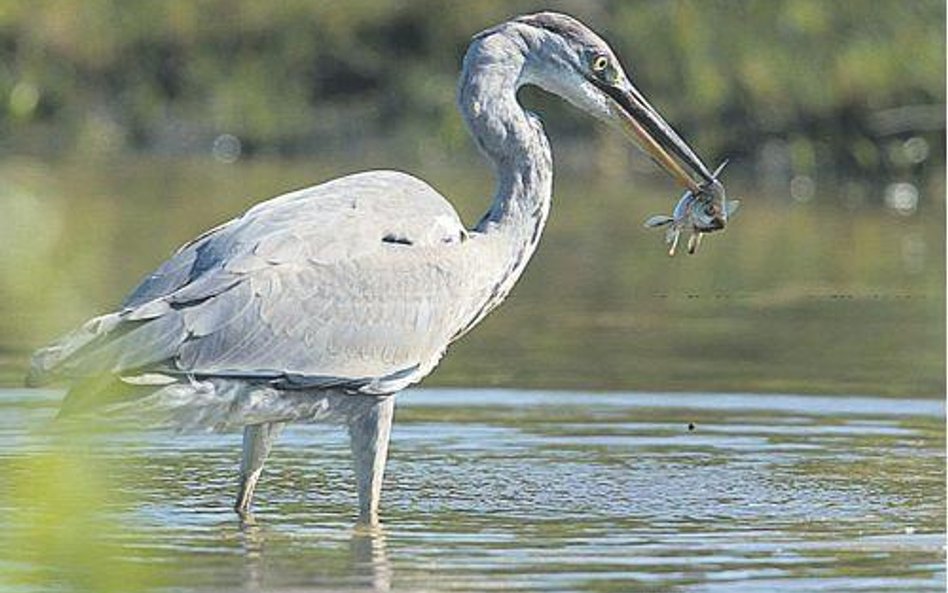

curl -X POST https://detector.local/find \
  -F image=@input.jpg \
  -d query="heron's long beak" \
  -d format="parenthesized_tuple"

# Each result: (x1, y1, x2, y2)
(592, 78, 714, 192)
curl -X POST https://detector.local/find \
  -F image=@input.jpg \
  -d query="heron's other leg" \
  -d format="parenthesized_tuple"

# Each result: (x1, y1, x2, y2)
(348, 396, 395, 526)
(235, 421, 286, 513)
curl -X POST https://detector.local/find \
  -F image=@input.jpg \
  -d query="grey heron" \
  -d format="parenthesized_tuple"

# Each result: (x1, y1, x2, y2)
(28, 12, 724, 525)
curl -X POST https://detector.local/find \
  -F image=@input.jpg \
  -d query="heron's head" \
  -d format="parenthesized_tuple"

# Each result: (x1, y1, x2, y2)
(504, 12, 729, 230)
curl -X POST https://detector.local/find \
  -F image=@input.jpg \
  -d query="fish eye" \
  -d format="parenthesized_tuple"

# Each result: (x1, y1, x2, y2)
(703, 204, 718, 217)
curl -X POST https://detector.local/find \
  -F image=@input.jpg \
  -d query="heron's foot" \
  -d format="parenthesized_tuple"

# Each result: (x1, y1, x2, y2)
(234, 421, 285, 515)
(234, 470, 261, 514)
(236, 506, 258, 529)
(355, 509, 382, 529)
(353, 517, 385, 534)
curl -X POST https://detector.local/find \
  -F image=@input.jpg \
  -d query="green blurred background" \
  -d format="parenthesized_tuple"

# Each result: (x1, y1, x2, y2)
(0, 0, 944, 396)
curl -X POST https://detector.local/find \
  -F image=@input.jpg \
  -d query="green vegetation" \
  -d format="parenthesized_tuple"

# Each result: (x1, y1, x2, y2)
(0, 420, 163, 592)
(0, 1, 944, 202)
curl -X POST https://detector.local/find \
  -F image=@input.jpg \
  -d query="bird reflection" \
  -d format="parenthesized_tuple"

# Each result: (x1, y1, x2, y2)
(236, 513, 266, 589)
(350, 525, 392, 592)
(235, 512, 392, 592)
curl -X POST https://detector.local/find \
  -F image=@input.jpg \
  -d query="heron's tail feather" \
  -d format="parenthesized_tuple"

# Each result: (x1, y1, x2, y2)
(27, 312, 125, 387)
(28, 304, 185, 388)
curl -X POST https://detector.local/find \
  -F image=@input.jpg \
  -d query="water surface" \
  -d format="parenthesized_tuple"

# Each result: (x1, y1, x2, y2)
(0, 388, 944, 592)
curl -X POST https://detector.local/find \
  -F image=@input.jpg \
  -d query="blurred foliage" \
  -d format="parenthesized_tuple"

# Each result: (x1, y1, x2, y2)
(0, 425, 163, 592)
(0, 0, 944, 205)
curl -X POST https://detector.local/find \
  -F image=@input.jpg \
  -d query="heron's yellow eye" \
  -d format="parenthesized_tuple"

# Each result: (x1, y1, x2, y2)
(591, 55, 609, 72)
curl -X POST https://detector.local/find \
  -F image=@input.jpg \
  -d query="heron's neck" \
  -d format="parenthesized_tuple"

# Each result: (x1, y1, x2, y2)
(443, 30, 555, 340)
(459, 35, 553, 246)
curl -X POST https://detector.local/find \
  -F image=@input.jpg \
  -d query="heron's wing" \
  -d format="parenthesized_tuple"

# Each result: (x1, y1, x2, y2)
(30, 170, 479, 394)
(173, 255, 477, 392)
(121, 170, 465, 308)
(121, 219, 235, 309)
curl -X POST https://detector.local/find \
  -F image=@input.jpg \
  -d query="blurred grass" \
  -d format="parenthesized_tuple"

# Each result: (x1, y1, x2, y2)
(0, 426, 163, 592)
(0, 154, 942, 396)
(0, 0, 943, 190)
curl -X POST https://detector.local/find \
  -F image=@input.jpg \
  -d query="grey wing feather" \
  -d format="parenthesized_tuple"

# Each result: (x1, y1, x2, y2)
(123, 219, 235, 309)
(30, 170, 476, 397)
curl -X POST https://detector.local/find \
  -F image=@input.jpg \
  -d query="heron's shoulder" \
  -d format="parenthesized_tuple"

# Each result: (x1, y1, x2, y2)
(247, 169, 457, 220)
(226, 169, 466, 260)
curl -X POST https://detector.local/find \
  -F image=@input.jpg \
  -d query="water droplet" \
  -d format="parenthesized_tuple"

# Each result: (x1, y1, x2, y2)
(789, 175, 816, 203)
(902, 137, 929, 164)
(884, 182, 918, 216)
(212, 134, 242, 164)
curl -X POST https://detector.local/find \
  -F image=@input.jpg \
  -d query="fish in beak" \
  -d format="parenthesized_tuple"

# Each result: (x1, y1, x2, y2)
(590, 76, 738, 255)
(644, 162, 740, 256)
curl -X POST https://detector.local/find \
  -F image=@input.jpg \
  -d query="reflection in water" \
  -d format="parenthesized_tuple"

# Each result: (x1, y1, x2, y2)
(0, 388, 943, 592)
(350, 526, 391, 593)
(237, 513, 266, 590)
(235, 511, 392, 593)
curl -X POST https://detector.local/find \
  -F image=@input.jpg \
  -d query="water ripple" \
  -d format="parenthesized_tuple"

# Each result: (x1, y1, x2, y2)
(0, 388, 943, 592)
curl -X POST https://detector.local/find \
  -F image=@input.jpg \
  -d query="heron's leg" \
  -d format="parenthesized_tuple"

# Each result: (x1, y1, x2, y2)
(235, 421, 286, 513)
(347, 396, 395, 526)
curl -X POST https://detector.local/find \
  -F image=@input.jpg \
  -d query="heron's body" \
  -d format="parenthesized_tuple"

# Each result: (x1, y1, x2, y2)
(29, 13, 725, 524)
(48, 171, 531, 398)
